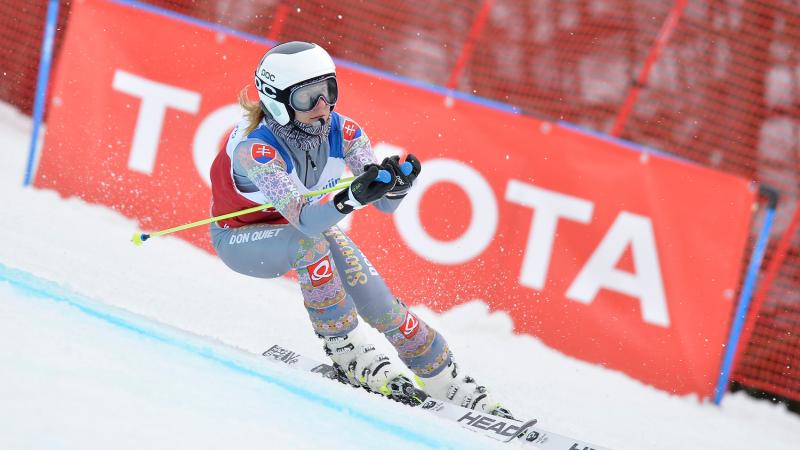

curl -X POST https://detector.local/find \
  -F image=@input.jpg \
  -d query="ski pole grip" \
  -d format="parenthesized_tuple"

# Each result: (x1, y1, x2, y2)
(400, 161, 413, 176)
(376, 169, 392, 184)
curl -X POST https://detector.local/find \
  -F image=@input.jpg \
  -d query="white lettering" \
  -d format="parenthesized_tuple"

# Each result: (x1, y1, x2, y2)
(395, 159, 497, 265)
(112, 70, 201, 174)
(246, 228, 283, 242)
(193, 103, 240, 185)
(362, 255, 378, 276)
(566, 212, 669, 327)
(505, 180, 593, 289)
(229, 233, 250, 245)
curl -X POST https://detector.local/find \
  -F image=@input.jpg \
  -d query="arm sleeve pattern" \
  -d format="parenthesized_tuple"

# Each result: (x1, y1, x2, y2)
(234, 140, 343, 235)
(344, 132, 377, 176)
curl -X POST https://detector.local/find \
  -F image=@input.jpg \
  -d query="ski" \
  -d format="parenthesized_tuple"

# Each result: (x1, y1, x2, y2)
(262, 344, 613, 450)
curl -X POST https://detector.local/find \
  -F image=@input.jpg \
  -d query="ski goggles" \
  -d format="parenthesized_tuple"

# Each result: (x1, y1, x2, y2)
(289, 75, 338, 112)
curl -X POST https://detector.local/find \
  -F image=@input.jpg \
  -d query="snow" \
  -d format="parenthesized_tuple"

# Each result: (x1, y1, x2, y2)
(0, 269, 490, 450)
(1, 102, 799, 449)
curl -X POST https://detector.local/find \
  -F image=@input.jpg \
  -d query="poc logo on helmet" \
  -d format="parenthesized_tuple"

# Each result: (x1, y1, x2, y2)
(254, 75, 277, 99)
(260, 69, 276, 82)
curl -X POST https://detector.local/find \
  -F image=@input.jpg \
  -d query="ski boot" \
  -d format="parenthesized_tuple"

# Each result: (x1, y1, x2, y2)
(418, 353, 514, 419)
(322, 331, 427, 406)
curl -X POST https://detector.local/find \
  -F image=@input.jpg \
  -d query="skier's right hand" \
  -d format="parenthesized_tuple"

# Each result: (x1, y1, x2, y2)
(333, 164, 397, 214)
(382, 154, 421, 199)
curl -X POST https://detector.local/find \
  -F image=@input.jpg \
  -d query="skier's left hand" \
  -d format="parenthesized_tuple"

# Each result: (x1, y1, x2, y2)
(382, 154, 421, 199)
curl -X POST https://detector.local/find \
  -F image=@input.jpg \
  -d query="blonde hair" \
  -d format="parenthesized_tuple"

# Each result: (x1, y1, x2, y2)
(238, 86, 264, 136)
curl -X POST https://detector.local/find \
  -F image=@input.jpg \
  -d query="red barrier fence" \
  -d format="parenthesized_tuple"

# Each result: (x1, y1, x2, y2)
(36, 0, 756, 397)
(3, 0, 799, 402)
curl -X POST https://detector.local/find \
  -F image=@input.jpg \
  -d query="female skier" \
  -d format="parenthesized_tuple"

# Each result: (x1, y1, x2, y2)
(209, 41, 511, 417)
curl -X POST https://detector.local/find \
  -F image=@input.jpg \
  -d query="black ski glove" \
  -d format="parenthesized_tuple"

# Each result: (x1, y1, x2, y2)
(383, 154, 422, 199)
(333, 164, 397, 214)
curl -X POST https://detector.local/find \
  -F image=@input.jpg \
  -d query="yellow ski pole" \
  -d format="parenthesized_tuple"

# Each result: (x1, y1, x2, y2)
(131, 177, 355, 246)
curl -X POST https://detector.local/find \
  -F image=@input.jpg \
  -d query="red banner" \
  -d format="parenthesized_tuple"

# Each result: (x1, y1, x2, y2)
(37, 0, 756, 397)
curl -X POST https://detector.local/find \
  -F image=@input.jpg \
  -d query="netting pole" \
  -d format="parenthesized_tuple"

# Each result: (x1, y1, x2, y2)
(23, 0, 60, 186)
(731, 199, 800, 382)
(713, 186, 780, 405)
(610, 0, 687, 137)
(446, 0, 494, 90)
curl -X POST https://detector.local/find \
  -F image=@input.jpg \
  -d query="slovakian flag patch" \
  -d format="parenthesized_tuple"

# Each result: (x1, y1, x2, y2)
(251, 143, 277, 164)
(342, 120, 362, 141)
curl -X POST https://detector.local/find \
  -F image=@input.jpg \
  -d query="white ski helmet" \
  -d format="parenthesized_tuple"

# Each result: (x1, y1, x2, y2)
(254, 41, 338, 125)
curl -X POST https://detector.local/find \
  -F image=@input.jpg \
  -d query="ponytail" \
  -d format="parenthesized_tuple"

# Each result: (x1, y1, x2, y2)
(238, 86, 264, 136)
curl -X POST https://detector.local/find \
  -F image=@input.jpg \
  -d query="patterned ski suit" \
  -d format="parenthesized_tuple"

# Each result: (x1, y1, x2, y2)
(208, 111, 451, 378)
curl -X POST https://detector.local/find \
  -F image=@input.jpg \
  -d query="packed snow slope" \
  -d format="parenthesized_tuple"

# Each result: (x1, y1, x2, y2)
(0, 268, 501, 450)
(1, 102, 799, 449)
